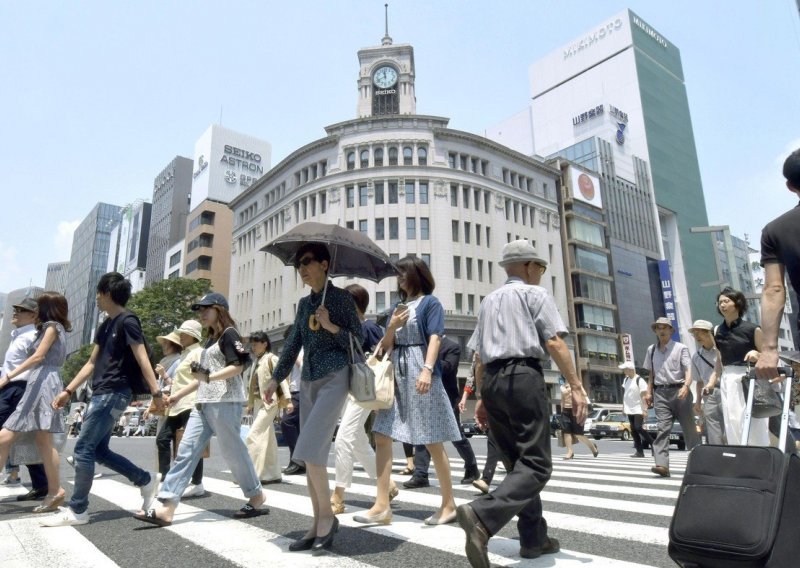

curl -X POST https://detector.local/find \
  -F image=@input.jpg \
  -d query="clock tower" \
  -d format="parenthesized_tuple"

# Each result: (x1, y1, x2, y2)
(356, 14, 416, 118)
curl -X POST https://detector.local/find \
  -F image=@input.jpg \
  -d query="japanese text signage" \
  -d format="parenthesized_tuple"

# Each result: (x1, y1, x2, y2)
(621, 333, 634, 364)
(657, 260, 681, 342)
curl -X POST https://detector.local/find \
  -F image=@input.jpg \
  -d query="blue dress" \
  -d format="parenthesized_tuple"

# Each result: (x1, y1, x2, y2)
(372, 296, 461, 445)
(7, 322, 67, 464)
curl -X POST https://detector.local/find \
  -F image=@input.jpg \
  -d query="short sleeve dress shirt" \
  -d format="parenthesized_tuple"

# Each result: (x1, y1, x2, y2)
(647, 340, 691, 386)
(468, 277, 567, 364)
(2, 324, 37, 382)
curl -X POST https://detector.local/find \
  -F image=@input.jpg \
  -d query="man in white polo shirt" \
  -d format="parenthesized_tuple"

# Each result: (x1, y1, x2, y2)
(620, 361, 651, 458)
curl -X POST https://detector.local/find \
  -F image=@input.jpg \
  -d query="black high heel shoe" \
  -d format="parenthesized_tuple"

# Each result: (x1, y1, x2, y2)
(311, 517, 339, 556)
(288, 536, 315, 552)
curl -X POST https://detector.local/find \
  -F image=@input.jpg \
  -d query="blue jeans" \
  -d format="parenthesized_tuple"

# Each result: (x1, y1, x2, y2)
(159, 402, 260, 504)
(68, 391, 151, 514)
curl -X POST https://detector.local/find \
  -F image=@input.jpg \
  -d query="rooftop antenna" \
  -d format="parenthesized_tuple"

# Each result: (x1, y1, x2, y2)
(382, 3, 392, 45)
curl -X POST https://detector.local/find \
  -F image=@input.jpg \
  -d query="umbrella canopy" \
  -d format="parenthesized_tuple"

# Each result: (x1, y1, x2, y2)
(261, 222, 396, 283)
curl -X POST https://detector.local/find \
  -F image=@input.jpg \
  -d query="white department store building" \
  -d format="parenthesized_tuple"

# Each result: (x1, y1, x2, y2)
(229, 32, 570, 391)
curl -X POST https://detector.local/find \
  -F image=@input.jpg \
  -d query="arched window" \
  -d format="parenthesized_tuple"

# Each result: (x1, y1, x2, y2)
(403, 146, 413, 165)
(360, 149, 369, 168)
(346, 151, 355, 171)
(388, 147, 398, 166)
(374, 147, 384, 166)
(418, 147, 428, 166)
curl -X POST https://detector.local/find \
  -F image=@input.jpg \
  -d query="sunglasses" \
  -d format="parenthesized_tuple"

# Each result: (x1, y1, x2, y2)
(12, 307, 33, 314)
(294, 256, 317, 269)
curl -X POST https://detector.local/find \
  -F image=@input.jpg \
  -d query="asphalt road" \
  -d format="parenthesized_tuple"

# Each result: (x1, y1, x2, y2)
(1, 433, 686, 567)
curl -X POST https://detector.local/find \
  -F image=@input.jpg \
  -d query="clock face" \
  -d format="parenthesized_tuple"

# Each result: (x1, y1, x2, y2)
(373, 66, 398, 89)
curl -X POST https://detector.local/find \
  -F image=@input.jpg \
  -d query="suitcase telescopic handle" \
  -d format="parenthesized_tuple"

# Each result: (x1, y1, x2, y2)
(741, 366, 794, 451)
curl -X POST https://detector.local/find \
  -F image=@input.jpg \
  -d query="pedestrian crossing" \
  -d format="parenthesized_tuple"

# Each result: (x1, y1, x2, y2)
(0, 446, 690, 568)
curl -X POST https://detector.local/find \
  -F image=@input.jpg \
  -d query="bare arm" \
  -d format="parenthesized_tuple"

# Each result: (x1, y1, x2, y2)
(416, 334, 441, 394)
(53, 344, 100, 409)
(546, 335, 587, 424)
(756, 263, 786, 380)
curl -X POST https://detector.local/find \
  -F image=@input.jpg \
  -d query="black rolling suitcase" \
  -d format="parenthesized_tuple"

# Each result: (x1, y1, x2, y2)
(668, 370, 800, 567)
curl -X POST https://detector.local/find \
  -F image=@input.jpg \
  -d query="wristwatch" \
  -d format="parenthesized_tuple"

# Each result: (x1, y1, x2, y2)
(151, 391, 164, 399)
(422, 363, 434, 372)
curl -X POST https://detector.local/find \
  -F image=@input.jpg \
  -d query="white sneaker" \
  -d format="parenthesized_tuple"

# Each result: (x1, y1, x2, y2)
(182, 483, 205, 498)
(139, 471, 159, 510)
(1, 473, 21, 486)
(39, 507, 89, 527)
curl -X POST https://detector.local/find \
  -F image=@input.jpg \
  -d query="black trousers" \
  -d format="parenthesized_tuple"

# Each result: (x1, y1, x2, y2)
(0, 382, 47, 491)
(280, 391, 301, 461)
(470, 361, 551, 548)
(627, 413, 652, 452)
(412, 401, 478, 478)
(156, 410, 203, 485)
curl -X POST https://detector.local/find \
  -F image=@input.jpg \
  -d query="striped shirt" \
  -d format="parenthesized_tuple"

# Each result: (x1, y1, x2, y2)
(467, 277, 567, 363)
(647, 340, 691, 386)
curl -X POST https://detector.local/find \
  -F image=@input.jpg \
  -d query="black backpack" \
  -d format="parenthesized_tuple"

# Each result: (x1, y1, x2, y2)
(112, 311, 154, 396)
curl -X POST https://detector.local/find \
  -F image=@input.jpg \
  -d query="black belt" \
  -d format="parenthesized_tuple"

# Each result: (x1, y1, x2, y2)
(485, 357, 542, 375)
(654, 382, 684, 390)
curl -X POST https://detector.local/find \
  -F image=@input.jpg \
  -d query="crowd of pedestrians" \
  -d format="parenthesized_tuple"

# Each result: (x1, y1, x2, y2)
(1, 148, 799, 567)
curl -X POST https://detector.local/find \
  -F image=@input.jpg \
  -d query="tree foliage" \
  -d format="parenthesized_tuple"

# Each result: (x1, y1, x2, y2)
(126, 277, 211, 361)
(61, 343, 95, 385)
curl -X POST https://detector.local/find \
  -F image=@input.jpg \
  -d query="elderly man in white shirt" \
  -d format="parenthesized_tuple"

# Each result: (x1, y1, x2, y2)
(0, 297, 49, 499)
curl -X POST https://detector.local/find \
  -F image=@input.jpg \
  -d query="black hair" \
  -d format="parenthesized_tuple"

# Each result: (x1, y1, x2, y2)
(294, 243, 331, 271)
(716, 287, 748, 317)
(784, 148, 800, 190)
(249, 330, 272, 352)
(345, 283, 370, 313)
(395, 256, 435, 301)
(96, 272, 132, 307)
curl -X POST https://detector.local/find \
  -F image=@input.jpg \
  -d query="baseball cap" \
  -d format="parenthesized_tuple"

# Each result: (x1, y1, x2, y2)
(190, 292, 229, 311)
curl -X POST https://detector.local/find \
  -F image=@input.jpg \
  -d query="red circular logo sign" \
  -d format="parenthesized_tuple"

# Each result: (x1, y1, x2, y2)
(578, 173, 595, 201)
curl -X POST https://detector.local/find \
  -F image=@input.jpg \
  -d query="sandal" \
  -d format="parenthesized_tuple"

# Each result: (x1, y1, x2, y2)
(133, 508, 172, 527)
(399, 467, 414, 476)
(233, 502, 270, 519)
(33, 491, 66, 514)
(331, 500, 345, 515)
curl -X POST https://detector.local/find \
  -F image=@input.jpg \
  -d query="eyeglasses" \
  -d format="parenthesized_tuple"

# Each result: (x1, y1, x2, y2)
(294, 256, 317, 269)
(526, 262, 547, 275)
(12, 307, 33, 314)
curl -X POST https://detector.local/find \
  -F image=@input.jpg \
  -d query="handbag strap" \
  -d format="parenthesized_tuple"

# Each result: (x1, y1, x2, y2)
(349, 332, 367, 364)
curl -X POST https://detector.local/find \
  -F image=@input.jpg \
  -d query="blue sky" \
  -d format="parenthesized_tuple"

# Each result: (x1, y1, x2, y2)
(1, 0, 798, 293)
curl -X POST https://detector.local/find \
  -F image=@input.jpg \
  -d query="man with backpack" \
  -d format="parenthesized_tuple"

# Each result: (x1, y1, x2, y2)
(619, 361, 651, 457)
(41, 272, 164, 527)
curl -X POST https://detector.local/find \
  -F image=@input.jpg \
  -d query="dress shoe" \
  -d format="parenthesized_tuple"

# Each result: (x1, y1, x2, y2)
(311, 517, 339, 556)
(353, 509, 392, 525)
(403, 476, 430, 489)
(562, 453, 574, 460)
(591, 444, 599, 458)
(288, 536, 315, 552)
(520, 537, 560, 559)
(17, 488, 47, 501)
(424, 511, 457, 525)
(389, 486, 400, 501)
(630, 452, 645, 458)
(283, 462, 306, 476)
(460, 467, 480, 484)
(472, 479, 490, 494)
(260, 477, 282, 485)
(456, 504, 491, 568)
(651, 465, 671, 477)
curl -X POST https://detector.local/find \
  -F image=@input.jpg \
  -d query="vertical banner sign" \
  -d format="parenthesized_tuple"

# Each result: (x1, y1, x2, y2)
(621, 333, 634, 364)
(657, 260, 681, 342)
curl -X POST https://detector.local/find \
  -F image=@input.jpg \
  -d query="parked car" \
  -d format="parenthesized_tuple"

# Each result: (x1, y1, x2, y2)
(461, 419, 483, 438)
(642, 408, 686, 450)
(590, 412, 632, 441)
(583, 408, 611, 435)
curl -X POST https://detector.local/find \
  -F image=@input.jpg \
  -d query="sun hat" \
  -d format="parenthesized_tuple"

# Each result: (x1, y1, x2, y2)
(156, 331, 181, 347)
(618, 361, 635, 370)
(650, 316, 674, 332)
(498, 239, 548, 268)
(12, 297, 38, 312)
(176, 320, 203, 341)
(688, 319, 714, 333)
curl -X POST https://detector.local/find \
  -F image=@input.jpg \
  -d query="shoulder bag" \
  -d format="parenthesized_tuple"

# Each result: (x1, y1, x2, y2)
(348, 333, 394, 410)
